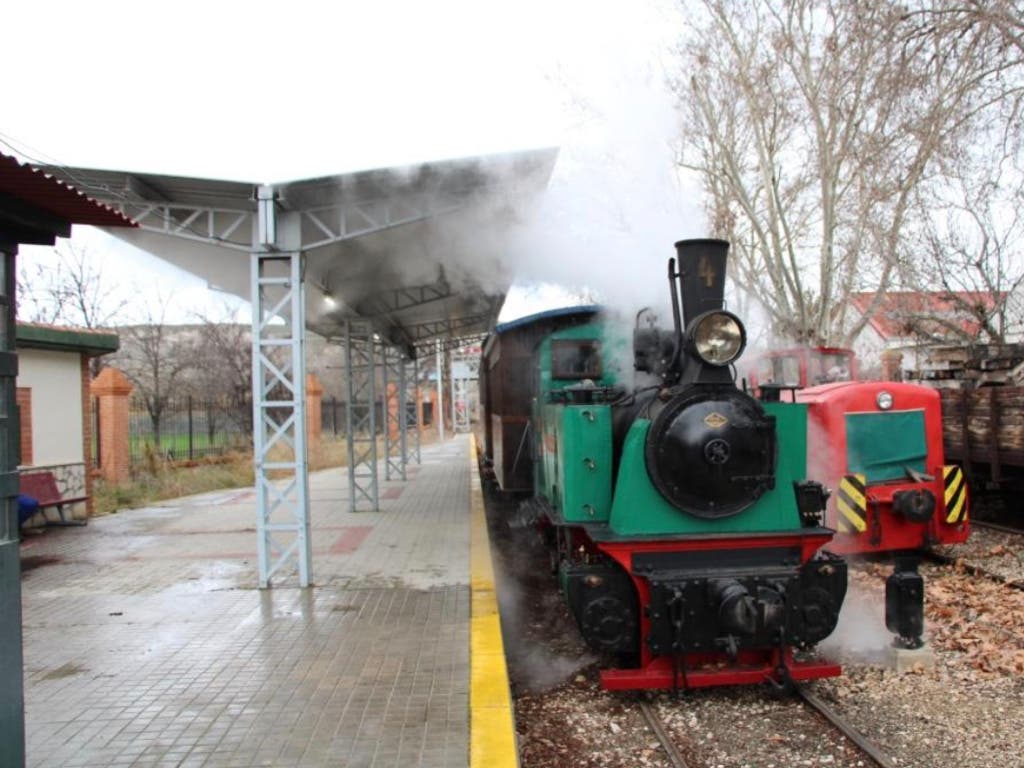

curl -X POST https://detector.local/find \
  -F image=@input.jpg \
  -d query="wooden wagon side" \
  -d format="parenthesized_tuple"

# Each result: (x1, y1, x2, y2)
(940, 386, 1024, 489)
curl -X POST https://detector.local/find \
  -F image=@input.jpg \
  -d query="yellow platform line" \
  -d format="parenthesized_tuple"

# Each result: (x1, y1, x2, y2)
(469, 435, 519, 768)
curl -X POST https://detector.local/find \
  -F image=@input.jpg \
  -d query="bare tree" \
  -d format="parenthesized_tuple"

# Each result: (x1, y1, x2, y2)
(188, 307, 253, 436)
(114, 297, 195, 447)
(901, 162, 1024, 343)
(17, 242, 131, 330)
(893, 1, 1024, 344)
(675, 0, 1021, 346)
(903, 2, 1024, 63)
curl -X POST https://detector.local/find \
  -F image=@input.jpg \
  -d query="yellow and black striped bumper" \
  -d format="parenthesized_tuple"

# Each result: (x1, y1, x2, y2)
(943, 465, 968, 524)
(835, 473, 867, 533)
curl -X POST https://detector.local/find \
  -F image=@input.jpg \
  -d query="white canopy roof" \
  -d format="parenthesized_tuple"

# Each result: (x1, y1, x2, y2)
(48, 148, 558, 353)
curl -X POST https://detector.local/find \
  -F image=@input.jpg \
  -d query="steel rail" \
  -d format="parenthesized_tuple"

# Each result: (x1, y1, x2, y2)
(797, 686, 898, 768)
(924, 548, 1024, 590)
(638, 700, 693, 768)
(972, 519, 1024, 536)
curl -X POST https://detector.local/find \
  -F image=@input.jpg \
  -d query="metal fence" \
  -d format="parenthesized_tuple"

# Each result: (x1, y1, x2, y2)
(321, 396, 350, 439)
(319, 397, 432, 438)
(91, 393, 435, 469)
(126, 394, 253, 466)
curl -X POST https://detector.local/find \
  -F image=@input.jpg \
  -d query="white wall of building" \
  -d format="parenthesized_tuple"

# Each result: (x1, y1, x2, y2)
(17, 348, 83, 466)
(1006, 287, 1024, 342)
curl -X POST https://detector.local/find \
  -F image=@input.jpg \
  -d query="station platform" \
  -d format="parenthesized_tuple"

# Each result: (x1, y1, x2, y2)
(18, 434, 515, 768)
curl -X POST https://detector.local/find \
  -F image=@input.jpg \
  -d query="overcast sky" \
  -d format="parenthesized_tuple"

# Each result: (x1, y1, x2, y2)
(2, 0, 702, 324)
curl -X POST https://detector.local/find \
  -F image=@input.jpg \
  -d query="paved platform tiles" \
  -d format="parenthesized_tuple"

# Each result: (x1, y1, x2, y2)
(20, 436, 486, 768)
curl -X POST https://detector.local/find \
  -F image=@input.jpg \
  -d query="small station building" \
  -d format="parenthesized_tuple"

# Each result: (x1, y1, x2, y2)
(16, 323, 118, 523)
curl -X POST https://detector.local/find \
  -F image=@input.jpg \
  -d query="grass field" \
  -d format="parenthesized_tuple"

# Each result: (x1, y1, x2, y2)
(128, 432, 249, 463)
(94, 430, 438, 516)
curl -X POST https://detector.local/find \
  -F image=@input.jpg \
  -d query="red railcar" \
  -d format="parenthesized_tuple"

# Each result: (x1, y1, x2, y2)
(797, 380, 969, 555)
(748, 347, 969, 555)
(750, 347, 969, 648)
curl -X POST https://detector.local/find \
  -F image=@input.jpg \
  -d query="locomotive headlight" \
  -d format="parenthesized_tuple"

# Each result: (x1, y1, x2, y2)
(690, 311, 746, 366)
(876, 390, 894, 410)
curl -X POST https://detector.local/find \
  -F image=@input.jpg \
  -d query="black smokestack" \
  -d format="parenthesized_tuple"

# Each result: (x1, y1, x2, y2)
(674, 238, 729, 328)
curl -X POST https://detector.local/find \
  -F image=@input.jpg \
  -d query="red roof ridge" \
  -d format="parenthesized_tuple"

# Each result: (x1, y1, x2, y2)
(849, 288, 1001, 340)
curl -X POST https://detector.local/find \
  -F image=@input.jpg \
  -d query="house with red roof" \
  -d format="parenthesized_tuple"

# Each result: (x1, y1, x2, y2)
(846, 290, 1016, 375)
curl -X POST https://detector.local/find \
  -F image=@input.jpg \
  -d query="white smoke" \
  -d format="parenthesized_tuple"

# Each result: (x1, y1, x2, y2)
(819, 573, 893, 662)
(501, 13, 706, 322)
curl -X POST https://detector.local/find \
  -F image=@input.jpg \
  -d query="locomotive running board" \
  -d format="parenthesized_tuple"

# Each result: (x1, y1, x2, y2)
(601, 652, 841, 691)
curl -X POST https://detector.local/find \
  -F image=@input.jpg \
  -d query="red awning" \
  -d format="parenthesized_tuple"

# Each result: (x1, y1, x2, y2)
(0, 152, 135, 228)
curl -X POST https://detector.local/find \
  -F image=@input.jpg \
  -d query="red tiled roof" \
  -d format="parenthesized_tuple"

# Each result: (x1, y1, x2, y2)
(0, 152, 135, 228)
(850, 291, 1000, 339)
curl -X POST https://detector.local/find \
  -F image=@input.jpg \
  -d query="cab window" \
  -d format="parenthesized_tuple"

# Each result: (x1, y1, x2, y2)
(552, 339, 602, 379)
(773, 355, 801, 386)
(813, 352, 852, 383)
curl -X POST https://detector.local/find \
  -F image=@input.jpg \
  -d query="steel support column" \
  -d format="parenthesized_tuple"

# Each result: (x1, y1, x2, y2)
(345, 322, 378, 511)
(0, 242, 24, 767)
(454, 378, 468, 434)
(435, 339, 445, 440)
(453, 375, 472, 433)
(251, 249, 310, 588)
(448, 345, 457, 432)
(450, 344, 479, 434)
(382, 345, 405, 481)
(402, 355, 421, 466)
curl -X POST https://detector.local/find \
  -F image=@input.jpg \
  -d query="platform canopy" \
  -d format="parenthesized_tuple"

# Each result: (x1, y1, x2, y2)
(44, 148, 560, 588)
(46, 147, 558, 352)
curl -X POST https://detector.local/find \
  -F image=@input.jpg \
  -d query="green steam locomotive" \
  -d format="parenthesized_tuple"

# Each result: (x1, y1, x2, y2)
(480, 238, 849, 691)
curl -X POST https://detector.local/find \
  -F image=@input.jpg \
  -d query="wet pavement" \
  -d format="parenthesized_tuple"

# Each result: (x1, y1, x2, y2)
(20, 437, 472, 768)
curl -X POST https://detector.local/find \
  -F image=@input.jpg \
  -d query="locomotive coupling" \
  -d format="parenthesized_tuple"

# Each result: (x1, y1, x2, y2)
(710, 579, 786, 640)
(892, 489, 936, 524)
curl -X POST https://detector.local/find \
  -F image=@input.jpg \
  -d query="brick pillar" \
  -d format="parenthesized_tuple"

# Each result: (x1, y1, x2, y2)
(386, 382, 399, 440)
(881, 350, 903, 382)
(80, 355, 94, 515)
(16, 387, 31, 466)
(430, 389, 438, 428)
(90, 367, 133, 484)
(306, 374, 323, 451)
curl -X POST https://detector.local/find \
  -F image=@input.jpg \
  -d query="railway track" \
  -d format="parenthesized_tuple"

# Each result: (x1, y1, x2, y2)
(636, 688, 900, 768)
(925, 538, 1024, 590)
(796, 686, 899, 768)
(972, 519, 1024, 536)
(637, 700, 693, 768)
(925, 518, 1024, 584)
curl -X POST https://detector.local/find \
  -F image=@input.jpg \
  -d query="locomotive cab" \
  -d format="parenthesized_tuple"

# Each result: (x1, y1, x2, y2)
(748, 347, 858, 394)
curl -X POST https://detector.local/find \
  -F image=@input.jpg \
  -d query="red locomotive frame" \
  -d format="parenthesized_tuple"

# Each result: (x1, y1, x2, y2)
(797, 380, 969, 553)
(596, 532, 843, 690)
